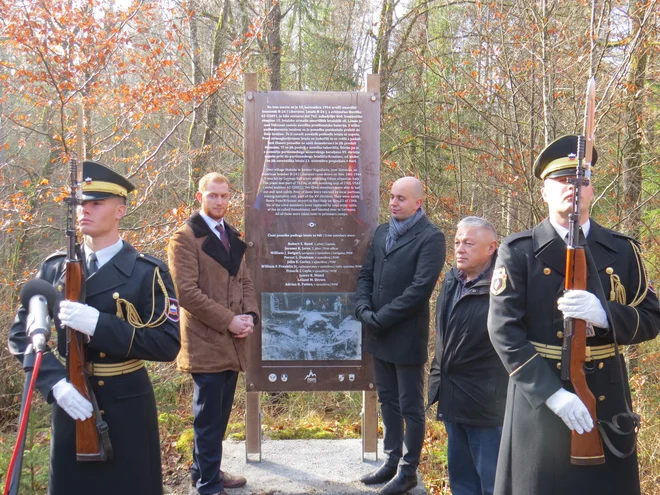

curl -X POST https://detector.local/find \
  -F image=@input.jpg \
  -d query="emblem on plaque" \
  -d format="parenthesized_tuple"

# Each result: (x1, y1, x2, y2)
(281, 373, 288, 382)
(304, 370, 317, 383)
(348, 374, 355, 382)
(338, 374, 345, 382)
(268, 373, 277, 382)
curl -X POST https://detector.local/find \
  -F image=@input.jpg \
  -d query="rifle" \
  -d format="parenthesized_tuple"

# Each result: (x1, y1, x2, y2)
(64, 106, 109, 461)
(560, 78, 605, 466)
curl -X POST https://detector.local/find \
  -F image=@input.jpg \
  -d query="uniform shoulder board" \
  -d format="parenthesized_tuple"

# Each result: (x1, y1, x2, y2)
(504, 229, 532, 245)
(137, 253, 169, 271)
(609, 230, 640, 247)
(43, 251, 67, 263)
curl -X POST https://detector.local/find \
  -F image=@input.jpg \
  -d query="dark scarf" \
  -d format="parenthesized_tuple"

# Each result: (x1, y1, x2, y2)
(385, 207, 425, 252)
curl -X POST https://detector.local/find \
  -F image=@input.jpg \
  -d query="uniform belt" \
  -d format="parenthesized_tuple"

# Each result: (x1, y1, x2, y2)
(530, 341, 619, 361)
(57, 355, 145, 376)
(85, 359, 145, 376)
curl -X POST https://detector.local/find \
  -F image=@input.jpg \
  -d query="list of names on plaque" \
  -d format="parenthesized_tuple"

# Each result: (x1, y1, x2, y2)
(261, 233, 363, 288)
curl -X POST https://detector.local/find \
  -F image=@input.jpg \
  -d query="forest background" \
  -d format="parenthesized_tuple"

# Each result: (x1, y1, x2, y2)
(0, 0, 659, 493)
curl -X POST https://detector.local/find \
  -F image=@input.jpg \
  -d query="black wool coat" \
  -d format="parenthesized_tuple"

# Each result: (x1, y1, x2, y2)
(9, 242, 181, 495)
(355, 215, 445, 365)
(428, 264, 508, 427)
(487, 218, 660, 495)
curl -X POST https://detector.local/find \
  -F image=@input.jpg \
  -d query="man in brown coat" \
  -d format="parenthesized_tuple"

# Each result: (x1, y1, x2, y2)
(168, 173, 259, 495)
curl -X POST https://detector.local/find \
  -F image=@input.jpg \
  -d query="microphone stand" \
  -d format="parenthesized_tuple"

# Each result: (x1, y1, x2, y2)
(4, 334, 48, 495)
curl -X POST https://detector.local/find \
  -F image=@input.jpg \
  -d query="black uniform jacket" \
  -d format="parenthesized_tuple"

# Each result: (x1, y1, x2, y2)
(428, 264, 508, 427)
(9, 242, 181, 495)
(487, 218, 660, 495)
(355, 215, 445, 365)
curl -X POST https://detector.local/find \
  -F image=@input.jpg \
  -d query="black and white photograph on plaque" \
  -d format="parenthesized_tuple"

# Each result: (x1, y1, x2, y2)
(261, 292, 361, 361)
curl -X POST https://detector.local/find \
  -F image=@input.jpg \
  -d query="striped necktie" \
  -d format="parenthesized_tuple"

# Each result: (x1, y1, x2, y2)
(88, 252, 99, 277)
(216, 222, 230, 252)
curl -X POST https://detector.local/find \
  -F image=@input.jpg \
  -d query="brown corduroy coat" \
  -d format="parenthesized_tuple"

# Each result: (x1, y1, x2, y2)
(168, 211, 259, 373)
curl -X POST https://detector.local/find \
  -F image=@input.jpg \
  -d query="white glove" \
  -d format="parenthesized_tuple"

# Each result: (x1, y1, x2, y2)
(59, 300, 100, 336)
(52, 378, 93, 421)
(545, 388, 593, 434)
(557, 290, 608, 329)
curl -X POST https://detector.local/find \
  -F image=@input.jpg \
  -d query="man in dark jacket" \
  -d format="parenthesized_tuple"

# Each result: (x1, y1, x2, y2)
(9, 161, 181, 495)
(356, 176, 445, 495)
(428, 216, 507, 495)
(488, 135, 660, 495)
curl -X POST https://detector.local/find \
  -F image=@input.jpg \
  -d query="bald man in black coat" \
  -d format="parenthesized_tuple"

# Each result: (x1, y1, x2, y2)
(356, 177, 445, 495)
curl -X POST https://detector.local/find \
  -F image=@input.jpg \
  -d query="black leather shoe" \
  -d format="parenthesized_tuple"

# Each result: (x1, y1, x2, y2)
(360, 464, 398, 485)
(378, 471, 418, 495)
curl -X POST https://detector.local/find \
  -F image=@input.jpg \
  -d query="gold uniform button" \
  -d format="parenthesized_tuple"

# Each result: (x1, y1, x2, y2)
(556, 363, 562, 370)
(543, 268, 551, 275)
(57, 285, 63, 292)
(606, 267, 614, 274)
(598, 395, 606, 401)
(98, 380, 105, 387)
(99, 352, 106, 358)
(113, 292, 119, 300)
(556, 331, 564, 339)
(598, 362, 604, 369)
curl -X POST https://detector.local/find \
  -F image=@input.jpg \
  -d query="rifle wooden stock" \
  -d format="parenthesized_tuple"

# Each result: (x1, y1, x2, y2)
(564, 246, 605, 465)
(65, 259, 104, 461)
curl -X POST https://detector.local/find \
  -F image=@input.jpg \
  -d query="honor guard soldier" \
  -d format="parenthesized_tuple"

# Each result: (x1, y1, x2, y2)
(9, 161, 181, 495)
(487, 136, 660, 495)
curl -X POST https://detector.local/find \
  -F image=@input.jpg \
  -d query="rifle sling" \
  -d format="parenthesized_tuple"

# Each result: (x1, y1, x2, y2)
(584, 244, 639, 459)
(85, 375, 114, 462)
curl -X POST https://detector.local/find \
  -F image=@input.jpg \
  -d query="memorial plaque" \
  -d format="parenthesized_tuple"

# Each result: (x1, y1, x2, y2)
(244, 85, 380, 392)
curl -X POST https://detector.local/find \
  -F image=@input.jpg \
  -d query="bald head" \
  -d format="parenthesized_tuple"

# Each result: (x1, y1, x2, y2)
(393, 177, 424, 199)
(389, 176, 424, 220)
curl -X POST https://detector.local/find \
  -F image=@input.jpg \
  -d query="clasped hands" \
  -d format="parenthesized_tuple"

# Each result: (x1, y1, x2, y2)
(356, 305, 383, 332)
(229, 314, 254, 338)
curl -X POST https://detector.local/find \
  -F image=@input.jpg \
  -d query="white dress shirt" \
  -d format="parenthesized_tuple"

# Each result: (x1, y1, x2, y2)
(199, 210, 226, 241)
(549, 218, 591, 244)
(85, 238, 124, 269)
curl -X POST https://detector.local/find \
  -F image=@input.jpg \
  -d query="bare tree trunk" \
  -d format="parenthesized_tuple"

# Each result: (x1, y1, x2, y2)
(187, 0, 204, 152)
(372, 0, 394, 107)
(264, 0, 282, 91)
(539, 0, 554, 144)
(187, 0, 205, 197)
(202, 0, 231, 148)
(622, 0, 649, 237)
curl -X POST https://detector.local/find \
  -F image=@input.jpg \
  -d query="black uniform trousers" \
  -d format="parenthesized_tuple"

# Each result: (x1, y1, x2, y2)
(373, 356, 425, 474)
(191, 371, 239, 494)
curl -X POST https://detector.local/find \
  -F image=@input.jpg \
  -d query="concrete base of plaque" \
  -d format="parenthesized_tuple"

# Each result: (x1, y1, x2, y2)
(185, 438, 427, 495)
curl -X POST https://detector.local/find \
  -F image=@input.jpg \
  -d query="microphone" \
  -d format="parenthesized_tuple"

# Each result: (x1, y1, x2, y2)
(20, 279, 57, 350)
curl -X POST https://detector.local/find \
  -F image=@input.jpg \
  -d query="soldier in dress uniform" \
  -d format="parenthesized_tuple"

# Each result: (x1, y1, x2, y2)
(8, 161, 181, 495)
(487, 135, 660, 495)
